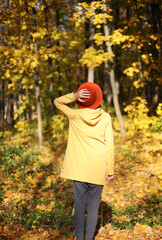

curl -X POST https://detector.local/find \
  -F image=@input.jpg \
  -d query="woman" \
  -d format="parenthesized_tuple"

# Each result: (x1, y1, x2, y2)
(54, 82, 114, 240)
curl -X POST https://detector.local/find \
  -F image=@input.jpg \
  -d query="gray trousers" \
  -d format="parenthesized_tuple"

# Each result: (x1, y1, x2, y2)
(73, 181, 103, 240)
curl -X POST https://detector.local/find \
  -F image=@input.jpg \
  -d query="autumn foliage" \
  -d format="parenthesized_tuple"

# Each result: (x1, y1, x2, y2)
(0, 0, 161, 239)
(0, 110, 161, 239)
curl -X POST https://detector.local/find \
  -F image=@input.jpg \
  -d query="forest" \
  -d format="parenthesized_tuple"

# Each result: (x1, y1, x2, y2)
(0, 0, 161, 239)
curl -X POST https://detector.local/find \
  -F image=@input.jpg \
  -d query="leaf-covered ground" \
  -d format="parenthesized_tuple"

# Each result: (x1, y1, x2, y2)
(0, 121, 161, 239)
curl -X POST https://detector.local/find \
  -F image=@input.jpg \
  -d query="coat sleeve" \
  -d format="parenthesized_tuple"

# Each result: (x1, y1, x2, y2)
(54, 93, 77, 118)
(105, 115, 114, 175)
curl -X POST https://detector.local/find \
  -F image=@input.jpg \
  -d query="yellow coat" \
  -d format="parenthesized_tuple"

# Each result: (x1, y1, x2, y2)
(54, 93, 114, 185)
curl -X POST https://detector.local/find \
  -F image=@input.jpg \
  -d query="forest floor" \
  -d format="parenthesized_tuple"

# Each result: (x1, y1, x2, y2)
(0, 119, 161, 240)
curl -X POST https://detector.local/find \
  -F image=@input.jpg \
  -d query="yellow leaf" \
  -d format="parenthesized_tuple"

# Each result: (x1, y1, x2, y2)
(44, 54, 48, 60)
(96, 24, 101, 29)
(4, 51, 9, 56)
(31, 59, 38, 68)
(77, 6, 82, 10)
(5, 70, 10, 78)
(21, 24, 27, 30)
(69, 40, 79, 49)
(31, 32, 41, 38)
(141, 54, 149, 64)
(29, 2, 36, 8)
(30, 85, 34, 89)
(133, 79, 145, 89)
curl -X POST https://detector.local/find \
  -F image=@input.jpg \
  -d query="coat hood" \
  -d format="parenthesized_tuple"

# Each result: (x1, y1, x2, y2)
(79, 108, 105, 126)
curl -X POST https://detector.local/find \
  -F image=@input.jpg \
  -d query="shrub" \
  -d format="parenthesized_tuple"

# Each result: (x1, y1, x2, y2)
(124, 97, 161, 134)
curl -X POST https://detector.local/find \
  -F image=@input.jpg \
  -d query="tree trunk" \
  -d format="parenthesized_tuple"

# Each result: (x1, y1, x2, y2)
(103, 0, 125, 134)
(7, 91, 14, 126)
(88, 67, 94, 83)
(43, 0, 55, 114)
(104, 68, 113, 107)
(88, 4, 95, 82)
(149, 3, 161, 108)
(35, 81, 43, 149)
(25, 85, 30, 120)
(32, 7, 43, 150)
(18, 81, 23, 121)
(0, 80, 5, 124)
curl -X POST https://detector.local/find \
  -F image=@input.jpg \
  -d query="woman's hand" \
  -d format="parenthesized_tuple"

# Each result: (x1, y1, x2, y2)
(106, 175, 114, 182)
(74, 89, 90, 102)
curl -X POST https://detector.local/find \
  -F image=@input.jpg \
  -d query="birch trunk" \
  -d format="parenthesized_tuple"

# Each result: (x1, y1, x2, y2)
(32, 7, 43, 149)
(103, 0, 125, 134)
(88, 4, 95, 83)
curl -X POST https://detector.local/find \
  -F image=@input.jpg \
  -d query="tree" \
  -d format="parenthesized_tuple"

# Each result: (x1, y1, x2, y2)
(87, 1, 95, 83)
(109, 0, 161, 110)
(103, 0, 125, 134)
(0, 0, 161, 137)
(73, 1, 126, 133)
